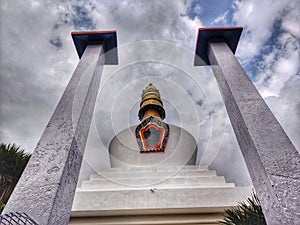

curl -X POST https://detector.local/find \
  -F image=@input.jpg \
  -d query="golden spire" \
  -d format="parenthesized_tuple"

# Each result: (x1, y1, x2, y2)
(138, 83, 166, 120)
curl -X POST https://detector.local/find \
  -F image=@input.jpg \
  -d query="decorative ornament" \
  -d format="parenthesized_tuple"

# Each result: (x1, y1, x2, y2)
(136, 117, 169, 153)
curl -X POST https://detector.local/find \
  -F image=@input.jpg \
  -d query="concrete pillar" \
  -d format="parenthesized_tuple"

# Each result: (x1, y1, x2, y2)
(207, 40, 300, 224)
(2, 44, 105, 225)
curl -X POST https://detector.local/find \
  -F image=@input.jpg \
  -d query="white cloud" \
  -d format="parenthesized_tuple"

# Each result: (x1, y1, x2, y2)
(191, 3, 203, 16)
(0, 0, 78, 151)
(89, 0, 201, 48)
(233, 0, 291, 60)
(4, 0, 298, 188)
(255, 32, 299, 97)
(281, 6, 300, 38)
(233, 0, 300, 153)
(211, 10, 229, 25)
(265, 75, 300, 151)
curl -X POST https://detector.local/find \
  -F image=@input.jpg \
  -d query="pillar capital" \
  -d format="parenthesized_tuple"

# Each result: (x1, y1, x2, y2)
(194, 27, 243, 66)
(71, 30, 118, 64)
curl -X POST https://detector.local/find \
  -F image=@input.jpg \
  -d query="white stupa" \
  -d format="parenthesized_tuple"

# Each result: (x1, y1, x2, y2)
(70, 83, 251, 225)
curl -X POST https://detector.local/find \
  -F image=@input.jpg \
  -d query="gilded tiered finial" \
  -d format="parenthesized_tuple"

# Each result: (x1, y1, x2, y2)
(138, 83, 166, 120)
(136, 83, 169, 153)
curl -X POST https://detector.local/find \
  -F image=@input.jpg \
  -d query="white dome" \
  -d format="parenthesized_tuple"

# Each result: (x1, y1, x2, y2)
(109, 124, 197, 167)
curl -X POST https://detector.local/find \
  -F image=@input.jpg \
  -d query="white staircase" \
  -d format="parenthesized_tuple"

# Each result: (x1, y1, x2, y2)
(71, 165, 252, 224)
(77, 166, 235, 191)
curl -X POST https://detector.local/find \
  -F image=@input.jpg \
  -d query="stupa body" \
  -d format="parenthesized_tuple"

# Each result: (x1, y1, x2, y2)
(109, 83, 197, 168)
(70, 84, 251, 225)
(109, 125, 197, 167)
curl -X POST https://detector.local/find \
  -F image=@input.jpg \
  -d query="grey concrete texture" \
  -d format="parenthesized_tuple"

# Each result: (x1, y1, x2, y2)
(72, 186, 252, 212)
(2, 45, 105, 225)
(109, 125, 197, 167)
(208, 41, 300, 224)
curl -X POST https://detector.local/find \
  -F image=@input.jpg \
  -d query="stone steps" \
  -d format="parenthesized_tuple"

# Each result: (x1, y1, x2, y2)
(90, 169, 216, 180)
(72, 166, 250, 221)
(72, 187, 253, 213)
(99, 165, 206, 173)
(78, 181, 235, 191)
(81, 175, 231, 189)
(78, 166, 235, 192)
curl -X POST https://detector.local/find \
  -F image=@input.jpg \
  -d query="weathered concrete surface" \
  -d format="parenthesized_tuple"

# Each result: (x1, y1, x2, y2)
(2, 45, 105, 225)
(72, 165, 250, 216)
(208, 41, 300, 224)
(70, 183, 251, 224)
(72, 184, 251, 213)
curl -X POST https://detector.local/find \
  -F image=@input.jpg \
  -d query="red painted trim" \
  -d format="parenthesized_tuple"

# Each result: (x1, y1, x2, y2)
(197, 27, 243, 40)
(71, 30, 117, 35)
(140, 124, 165, 150)
(196, 27, 242, 46)
(197, 26, 243, 32)
(195, 27, 243, 47)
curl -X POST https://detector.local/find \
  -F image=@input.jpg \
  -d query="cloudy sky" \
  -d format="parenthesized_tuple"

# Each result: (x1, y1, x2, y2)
(0, 0, 299, 186)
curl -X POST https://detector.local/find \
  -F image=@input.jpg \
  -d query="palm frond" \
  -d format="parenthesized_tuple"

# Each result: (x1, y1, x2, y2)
(0, 143, 31, 203)
(0, 199, 5, 214)
(219, 191, 267, 225)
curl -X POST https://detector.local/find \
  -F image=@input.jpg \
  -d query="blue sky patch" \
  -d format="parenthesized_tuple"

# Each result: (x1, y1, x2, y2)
(188, 0, 233, 26)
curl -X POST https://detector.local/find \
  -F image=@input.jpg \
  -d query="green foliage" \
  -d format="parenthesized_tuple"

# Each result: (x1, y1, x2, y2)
(219, 191, 267, 225)
(0, 199, 5, 214)
(0, 143, 31, 204)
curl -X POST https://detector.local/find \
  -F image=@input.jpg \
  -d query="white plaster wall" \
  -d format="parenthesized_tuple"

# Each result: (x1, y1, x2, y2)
(109, 124, 197, 167)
